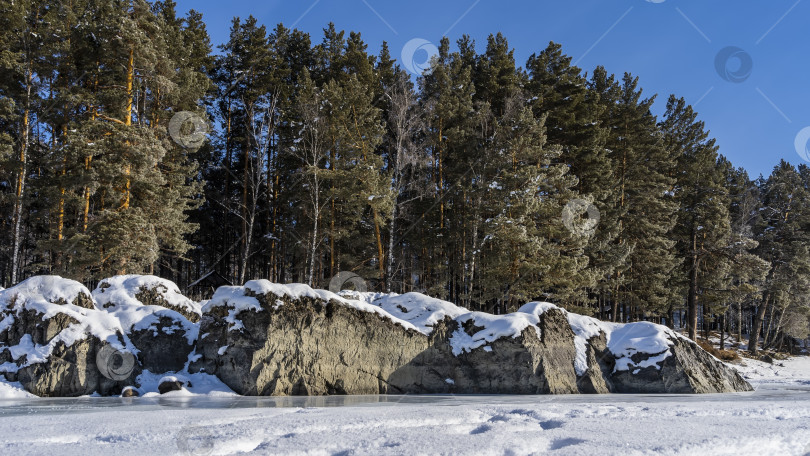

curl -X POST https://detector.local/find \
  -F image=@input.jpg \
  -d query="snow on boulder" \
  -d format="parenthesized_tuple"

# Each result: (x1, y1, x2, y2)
(0, 276, 753, 396)
(343, 291, 467, 334)
(192, 281, 428, 395)
(0, 276, 137, 396)
(519, 303, 752, 394)
(193, 281, 573, 395)
(195, 282, 752, 395)
(93, 275, 200, 372)
(94, 275, 201, 322)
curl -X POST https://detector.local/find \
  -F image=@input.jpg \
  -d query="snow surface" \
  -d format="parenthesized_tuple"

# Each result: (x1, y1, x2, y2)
(0, 356, 807, 455)
(92, 275, 201, 317)
(204, 280, 421, 334)
(0, 275, 92, 311)
(346, 291, 468, 333)
(92, 276, 201, 345)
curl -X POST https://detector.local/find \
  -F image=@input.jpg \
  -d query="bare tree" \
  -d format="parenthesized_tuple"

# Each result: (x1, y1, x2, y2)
(384, 73, 428, 292)
(294, 72, 331, 286)
(234, 93, 280, 284)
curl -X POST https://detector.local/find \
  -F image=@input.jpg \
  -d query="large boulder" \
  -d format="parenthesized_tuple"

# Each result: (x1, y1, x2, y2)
(192, 283, 751, 395)
(190, 282, 430, 395)
(93, 275, 200, 372)
(559, 310, 752, 394)
(0, 276, 138, 396)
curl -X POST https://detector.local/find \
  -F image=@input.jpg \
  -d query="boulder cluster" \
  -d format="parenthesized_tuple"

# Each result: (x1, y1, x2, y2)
(0, 276, 752, 397)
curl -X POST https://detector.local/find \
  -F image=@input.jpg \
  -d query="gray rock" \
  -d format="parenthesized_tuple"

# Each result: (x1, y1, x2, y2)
(92, 276, 200, 373)
(14, 338, 130, 397)
(158, 377, 187, 394)
(581, 331, 752, 394)
(0, 276, 138, 397)
(192, 293, 430, 395)
(575, 332, 613, 394)
(128, 315, 195, 373)
(192, 284, 750, 396)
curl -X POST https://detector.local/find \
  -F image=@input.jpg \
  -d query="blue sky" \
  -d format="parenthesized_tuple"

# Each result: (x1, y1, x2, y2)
(174, 0, 808, 178)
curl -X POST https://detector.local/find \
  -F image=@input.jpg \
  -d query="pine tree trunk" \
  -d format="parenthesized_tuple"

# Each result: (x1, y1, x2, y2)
(121, 46, 134, 210)
(687, 230, 699, 340)
(748, 291, 770, 354)
(11, 63, 33, 285)
(57, 125, 67, 242)
(372, 207, 384, 280)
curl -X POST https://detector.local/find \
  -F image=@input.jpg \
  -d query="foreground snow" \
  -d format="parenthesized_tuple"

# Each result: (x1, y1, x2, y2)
(0, 357, 807, 455)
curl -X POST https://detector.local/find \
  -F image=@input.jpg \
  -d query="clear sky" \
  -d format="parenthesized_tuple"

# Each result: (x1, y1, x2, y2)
(173, 0, 808, 178)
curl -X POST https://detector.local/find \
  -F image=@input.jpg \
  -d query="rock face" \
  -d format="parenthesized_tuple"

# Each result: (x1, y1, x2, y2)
(92, 275, 200, 372)
(191, 282, 752, 396)
(0, 276, 138, 396)
(191, 284, 431, 395)
(607, 337, 752, 394)
(0, 275, 752, 396)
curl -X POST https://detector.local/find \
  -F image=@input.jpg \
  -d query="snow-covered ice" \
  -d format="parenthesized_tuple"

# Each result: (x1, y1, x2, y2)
(0, 356, 807, 455)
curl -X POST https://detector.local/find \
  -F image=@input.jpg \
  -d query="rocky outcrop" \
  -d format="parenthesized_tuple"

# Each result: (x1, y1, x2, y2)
(190, 284, 431, 395)
(0, 275, 752, 396)
(93, 275, 200, 372)
(0, 276, 138, 396)
(608, 336, 752, 394)
(192, 281, 752, 396)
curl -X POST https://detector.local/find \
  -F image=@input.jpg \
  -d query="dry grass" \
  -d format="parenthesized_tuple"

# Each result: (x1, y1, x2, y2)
(696, 339, 740, 361)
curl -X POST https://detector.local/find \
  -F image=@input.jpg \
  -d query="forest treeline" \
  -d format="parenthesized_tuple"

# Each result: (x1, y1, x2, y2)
(1, 1, 808, 351)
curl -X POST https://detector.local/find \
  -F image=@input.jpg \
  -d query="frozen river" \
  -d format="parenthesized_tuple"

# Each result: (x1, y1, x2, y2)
(0, 357, 808, 455)
(1, 381, 809, 416)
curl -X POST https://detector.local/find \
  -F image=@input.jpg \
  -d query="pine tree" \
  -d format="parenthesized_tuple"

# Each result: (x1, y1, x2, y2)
(749, 161, 810, 353)
(661, 95, 733, 339)
(723, 162, 769, 345)
(591, 69, 679, 322)
(526, 43, 624, 314)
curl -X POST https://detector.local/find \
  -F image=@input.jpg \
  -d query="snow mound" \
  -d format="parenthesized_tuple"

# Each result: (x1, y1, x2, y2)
(93, 275, 201, 319)
(0, 276, 134, 375)
(203, 280, 420, 333)
(346, 291, 467, 333)
(450, 311, 544, 355)
(607, 322, 677, 372)
(0, 378, 35, 398)
(0, 275, 94, 311)
(92, 275, 200, 345)
(134, 370, 236, 397)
